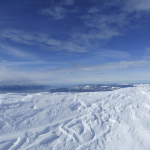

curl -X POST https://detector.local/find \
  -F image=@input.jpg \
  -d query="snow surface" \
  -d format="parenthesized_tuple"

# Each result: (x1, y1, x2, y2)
(0, 87, 150, 150)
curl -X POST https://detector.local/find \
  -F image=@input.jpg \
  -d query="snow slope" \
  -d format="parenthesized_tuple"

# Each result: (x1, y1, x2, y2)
(0, 87, 150, 150)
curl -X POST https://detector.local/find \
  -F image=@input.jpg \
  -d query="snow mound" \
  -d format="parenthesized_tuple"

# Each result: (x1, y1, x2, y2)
(0, 87, 150, 150)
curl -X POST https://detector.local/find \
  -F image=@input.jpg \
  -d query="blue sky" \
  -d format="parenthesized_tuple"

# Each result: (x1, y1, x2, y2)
(0, 0, 150, 85)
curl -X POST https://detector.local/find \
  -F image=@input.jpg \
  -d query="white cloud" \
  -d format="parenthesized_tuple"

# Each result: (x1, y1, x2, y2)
(0, 29, 33, 45)
(83, 13, 128, 28)
(41, 6, 66, 19)
(41, 0, 74, 19)
(0, 29, 61, 46)
(74, 29, 121, 43)
(142, 48, 150, 59)
(95, 0, 150, 12)
(78, 0, 150, 44)
(125, 0, 150, 11)
(88, 7, 99, 14)
(61, 41, 86, 52)
(63, 0, 74, 6)
(46, 60, 150, 74)
(0, 60, 7, 62)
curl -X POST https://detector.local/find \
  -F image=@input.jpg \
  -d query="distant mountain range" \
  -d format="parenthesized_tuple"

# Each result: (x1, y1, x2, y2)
(50, 84, 150, 93)
(0, 85, 52, 93)
(0, 84, 150, 93)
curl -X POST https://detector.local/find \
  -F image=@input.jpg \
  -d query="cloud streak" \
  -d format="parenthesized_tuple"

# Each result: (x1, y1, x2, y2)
(0, 44, 39, 60)
(52, 60, 150, 73)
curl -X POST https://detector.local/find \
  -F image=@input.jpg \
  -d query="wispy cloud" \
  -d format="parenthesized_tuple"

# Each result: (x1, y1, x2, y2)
(62, 0, 74, 6)
(80, 60, 150, 72)
(41, 6, 66, 19)
(83, 13, 129, 28)
(53, 60, 150, 73)
(0, 59, 7, 62)
(0, 29, 87, 52)
(0, 44, 38, 60)
(0, 29, 36, 45)
(72, 29, 121, 45)
(0, 61, 44, 66)
(0, 29, 58, 46)
(95, 50, 130, 59)
(0, 28, 122, 53)
(78, 10, 130, 43)
(40, 0, 75, 19)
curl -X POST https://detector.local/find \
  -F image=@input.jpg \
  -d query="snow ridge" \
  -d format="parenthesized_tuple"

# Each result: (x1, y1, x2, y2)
(0, 87, 150, 150)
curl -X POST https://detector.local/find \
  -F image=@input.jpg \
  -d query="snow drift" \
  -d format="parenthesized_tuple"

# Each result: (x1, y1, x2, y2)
(0, 87, 150, 150)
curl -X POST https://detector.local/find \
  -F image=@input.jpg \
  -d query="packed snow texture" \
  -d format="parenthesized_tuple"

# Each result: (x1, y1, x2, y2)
(0, 87, 150, 150)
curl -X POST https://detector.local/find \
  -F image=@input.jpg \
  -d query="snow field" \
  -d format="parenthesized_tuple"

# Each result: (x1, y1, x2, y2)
(0, 87, 150, 150)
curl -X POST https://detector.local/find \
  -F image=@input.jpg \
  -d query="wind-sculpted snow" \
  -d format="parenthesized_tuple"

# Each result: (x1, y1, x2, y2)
(0, 87, 150, 150)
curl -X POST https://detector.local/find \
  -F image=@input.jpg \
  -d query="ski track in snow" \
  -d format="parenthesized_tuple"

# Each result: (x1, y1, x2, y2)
(0, 87, 150, 150)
